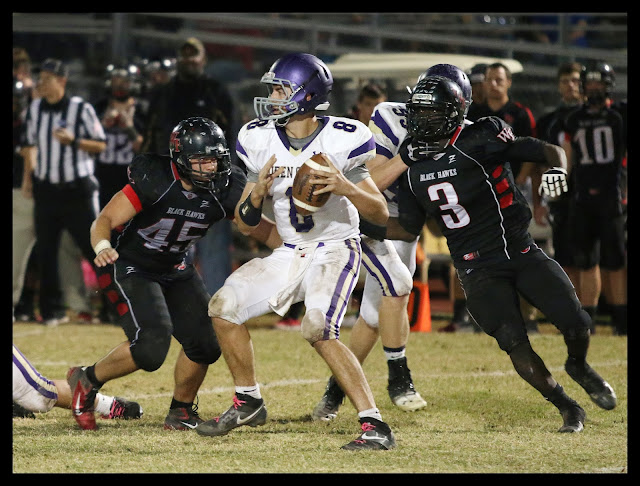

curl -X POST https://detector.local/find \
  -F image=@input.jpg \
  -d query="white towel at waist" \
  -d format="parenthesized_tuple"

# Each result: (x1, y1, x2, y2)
(268, 242, 322, 316)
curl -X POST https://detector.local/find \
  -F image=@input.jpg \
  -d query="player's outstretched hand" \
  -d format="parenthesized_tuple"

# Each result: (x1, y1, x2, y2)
(539, 167, 569, 198)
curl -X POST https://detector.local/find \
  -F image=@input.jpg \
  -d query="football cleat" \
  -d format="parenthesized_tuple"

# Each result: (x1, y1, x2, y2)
(102, 397, 144, 420)
(557, 403, 586, 433)
(164, 403, 204, 430)
(67, 366, 99, 430)
(565, 359, 617, 410)
(13, 402, 35, 419)
(196, 394, 267, 437)
(341, 418, 396, 450)
(312, 376, 345, 422)
(387, 358, 427, 412)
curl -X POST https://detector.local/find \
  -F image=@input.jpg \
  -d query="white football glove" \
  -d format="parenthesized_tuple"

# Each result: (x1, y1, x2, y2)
(539, 167, 569, 198)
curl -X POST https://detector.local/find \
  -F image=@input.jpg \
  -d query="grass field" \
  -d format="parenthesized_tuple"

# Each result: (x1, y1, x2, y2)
(13, 318, 627, 474)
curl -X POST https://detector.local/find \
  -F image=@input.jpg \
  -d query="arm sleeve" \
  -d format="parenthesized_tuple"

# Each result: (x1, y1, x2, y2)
(397, 171, 425, 237)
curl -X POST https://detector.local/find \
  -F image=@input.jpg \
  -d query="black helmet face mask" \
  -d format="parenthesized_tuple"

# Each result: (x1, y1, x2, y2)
(170, 117, 231, 197)
(407, 76, 466, 144)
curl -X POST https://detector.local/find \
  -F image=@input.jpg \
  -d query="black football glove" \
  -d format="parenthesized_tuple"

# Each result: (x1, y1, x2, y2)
(538, 167, 569, 198)
(399, 138, 428, 167)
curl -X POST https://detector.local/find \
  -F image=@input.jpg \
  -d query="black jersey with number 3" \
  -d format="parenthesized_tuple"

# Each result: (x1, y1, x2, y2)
(115, 153, 246, 272)
(399, 116, 543, 269)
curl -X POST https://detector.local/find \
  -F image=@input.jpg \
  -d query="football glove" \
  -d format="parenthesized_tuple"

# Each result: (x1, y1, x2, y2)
(539, 167, 569, 198)
(399, 138, 428, 167)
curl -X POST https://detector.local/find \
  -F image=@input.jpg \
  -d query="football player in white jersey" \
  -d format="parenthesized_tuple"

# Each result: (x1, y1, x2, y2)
(196, 53, 396, 450)
(312, 65, 474, 421)
(13, 344, 142, 420)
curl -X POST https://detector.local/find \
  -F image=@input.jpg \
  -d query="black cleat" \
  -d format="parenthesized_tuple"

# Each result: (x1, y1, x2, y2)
(196, 394, 267, 437)
(164, 402, 204, 430)
(312, 376, 345, 422)
(558, 403, 586, 433)
(387, 358, 427, 412)
(565, 359, 617, 410)
(341, 418, 396, 450)
(102, 397, 144, 420)
(13, 402, 35, 419)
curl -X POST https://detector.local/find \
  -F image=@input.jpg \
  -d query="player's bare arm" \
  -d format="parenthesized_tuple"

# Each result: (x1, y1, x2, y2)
(90, 190, 137, 267)
(235, 154, 285, 235)
(368, 153, 409, 192)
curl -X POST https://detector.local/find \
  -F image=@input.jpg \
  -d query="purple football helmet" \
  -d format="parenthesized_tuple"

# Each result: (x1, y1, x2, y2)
(254, 52, 333, 124)
(418, 64, 472, 115)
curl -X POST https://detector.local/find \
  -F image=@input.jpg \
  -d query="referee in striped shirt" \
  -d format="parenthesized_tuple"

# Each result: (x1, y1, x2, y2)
(22, 59, 107, 325)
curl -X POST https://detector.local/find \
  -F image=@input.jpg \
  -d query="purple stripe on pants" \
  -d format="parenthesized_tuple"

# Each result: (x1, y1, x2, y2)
(360, 239, 399, 297)
(324, 238, 361, 340)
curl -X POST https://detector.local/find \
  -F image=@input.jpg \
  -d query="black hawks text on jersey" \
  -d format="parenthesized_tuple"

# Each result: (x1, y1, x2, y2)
(399, 116, 545, 269)
(115, 153, 246, 272)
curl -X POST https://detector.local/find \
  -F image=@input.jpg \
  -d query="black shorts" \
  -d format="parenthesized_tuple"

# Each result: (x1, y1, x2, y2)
(96, 258, 218, 361)
(569, 197, 626, 270)
(456, 244, 584, 347)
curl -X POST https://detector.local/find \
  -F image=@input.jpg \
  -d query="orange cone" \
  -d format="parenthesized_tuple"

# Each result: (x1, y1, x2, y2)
(407, 280, 431, 332)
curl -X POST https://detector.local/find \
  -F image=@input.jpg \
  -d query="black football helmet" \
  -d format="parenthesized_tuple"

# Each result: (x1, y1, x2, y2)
(169, 117, 231, 197)
(104, 62, 141, 100)
(581, 62, 615, 106)
(406, 75, 466, 144)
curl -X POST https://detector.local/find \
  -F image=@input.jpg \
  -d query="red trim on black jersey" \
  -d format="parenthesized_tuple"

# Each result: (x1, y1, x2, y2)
(122, 184, 143, 213)
(170, 161, 181, 181)
(514, 101, 537, 137)
(449, 125, 463, 146)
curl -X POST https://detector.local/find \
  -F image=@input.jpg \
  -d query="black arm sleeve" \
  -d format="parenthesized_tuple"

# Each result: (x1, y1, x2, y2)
(397, 172, 425, 237)
(500, 136, 548, 163)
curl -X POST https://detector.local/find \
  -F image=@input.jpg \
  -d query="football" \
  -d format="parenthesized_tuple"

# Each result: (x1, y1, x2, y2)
(291, 153, 331, 216)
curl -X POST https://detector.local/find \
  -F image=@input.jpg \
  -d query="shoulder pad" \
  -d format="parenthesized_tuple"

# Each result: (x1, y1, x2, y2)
(127, 153, 175, 201)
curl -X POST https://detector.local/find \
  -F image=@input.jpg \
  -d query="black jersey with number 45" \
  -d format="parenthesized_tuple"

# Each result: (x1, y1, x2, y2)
(115, 153, 246, 272)
(399, 116, 543, 269)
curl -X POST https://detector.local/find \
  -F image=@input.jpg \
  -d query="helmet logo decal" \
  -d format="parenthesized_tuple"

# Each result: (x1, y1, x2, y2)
(170, 131, 181, 153)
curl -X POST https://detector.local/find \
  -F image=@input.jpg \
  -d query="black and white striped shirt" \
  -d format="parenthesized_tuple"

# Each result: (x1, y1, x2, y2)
(25, 95, 106, 184)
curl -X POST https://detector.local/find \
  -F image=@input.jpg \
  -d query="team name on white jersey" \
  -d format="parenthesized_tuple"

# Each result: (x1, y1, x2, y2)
(237, 116, 376, 245)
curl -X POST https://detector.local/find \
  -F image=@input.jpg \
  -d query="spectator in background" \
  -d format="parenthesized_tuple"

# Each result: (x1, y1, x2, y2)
(94, 62, 145, 211)
(535, 62, 590, 319)
(13, 64, 37, 322)
(142, 37, 236, 298)
(466, 62, 541, 333)
(138, 56, 176, 115)
(21, 59, 107, 326)
(562, 62, 627, 336)
(466, 63, 487, 105)
(345, 82, 387, 125)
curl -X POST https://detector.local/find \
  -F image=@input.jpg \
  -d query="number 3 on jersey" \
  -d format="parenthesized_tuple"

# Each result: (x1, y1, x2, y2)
(428, 182, 470, 229)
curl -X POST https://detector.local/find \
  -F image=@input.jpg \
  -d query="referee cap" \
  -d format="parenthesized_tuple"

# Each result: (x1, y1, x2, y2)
(39, 58, 69, 77)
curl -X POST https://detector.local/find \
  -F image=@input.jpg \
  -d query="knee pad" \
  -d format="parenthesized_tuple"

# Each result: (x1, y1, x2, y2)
(208, 285, 239, 320)
(301, 308, 327, 344)
(490, 322, 529, 353)
(182, 335, 222, 365)
(130, 330, 171, 372)
(559, 308, 591, 340)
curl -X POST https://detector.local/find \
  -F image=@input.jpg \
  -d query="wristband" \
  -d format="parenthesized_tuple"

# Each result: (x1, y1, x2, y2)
(238, 194, 263, 226)
(93, 239, 112, 255)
